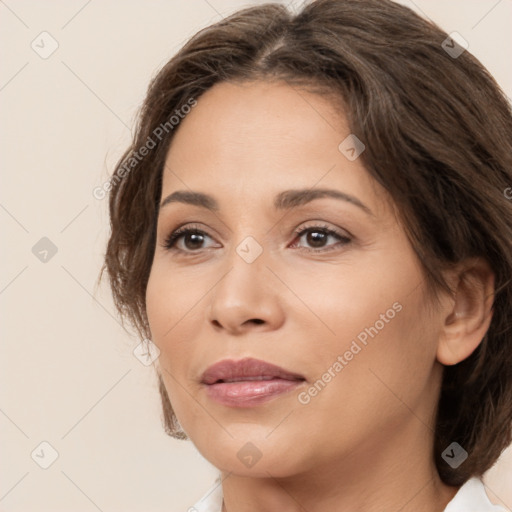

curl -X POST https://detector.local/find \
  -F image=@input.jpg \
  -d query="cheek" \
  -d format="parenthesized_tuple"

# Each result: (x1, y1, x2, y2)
(146, 268, 205, 432)
(307, 290, 436, 434)
(145, 262, 200, 342)
(145, 265, 199, 380)
(285, 248, 437, 404)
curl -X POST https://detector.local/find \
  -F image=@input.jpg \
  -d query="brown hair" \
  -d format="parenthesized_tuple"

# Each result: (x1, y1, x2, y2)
(101, 0, 512, 486)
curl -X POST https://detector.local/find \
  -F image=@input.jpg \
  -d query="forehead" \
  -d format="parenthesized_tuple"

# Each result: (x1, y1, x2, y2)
(166, 79, 345, 158)
(161, 80, 389, 217)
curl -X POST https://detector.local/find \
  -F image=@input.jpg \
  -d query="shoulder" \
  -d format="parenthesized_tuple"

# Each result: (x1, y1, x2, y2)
(188, 476, 507, 512)
(189, 477, 223, 512)
(444, 477, 508, 512)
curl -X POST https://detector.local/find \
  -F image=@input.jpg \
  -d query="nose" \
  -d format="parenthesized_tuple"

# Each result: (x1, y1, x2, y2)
(207, 245, 285, 335)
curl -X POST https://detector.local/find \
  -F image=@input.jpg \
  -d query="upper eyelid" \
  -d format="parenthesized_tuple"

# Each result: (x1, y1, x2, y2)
(164, 221, 345, 239)
(158, 202, 363, 233)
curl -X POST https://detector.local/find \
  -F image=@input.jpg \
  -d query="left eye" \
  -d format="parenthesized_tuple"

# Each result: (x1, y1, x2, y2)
(290, 225, 351, 252)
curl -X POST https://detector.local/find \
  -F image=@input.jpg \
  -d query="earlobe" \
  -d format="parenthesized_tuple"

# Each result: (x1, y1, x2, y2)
(436, 258, 495, 366)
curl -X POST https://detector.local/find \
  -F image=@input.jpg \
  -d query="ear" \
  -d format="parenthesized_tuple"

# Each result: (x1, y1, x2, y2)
(437, 257, 495, 366)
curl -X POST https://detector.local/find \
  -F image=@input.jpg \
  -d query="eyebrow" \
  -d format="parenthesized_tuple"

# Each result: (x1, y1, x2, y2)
(159, 188, 373, 216)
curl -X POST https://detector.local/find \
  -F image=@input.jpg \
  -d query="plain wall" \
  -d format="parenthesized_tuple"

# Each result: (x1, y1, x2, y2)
(1, 1, 511, 511)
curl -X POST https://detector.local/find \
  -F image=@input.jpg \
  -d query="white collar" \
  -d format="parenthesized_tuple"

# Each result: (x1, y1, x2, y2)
(191, 476, 506, 512)
(444, 477, 506, 511)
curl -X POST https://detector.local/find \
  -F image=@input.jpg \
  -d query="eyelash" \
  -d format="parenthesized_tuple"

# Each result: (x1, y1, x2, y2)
(162, 223, 352, 255)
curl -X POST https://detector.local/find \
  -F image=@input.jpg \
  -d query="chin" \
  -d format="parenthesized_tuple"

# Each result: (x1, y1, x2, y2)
(198, 436, 305, 478)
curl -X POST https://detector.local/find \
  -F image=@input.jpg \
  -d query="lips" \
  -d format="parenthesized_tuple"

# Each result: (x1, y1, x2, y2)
(201, 357, 305, 385)
(201, 357, 306, 407)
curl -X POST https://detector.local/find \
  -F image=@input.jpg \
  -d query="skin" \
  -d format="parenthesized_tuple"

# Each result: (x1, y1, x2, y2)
(145, 80, 495, 512)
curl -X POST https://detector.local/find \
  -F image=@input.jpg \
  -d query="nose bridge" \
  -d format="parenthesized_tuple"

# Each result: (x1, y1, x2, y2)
(222, 208, 270, 275)
(215, 231, 269, 305)
(207, 229, 284, 332)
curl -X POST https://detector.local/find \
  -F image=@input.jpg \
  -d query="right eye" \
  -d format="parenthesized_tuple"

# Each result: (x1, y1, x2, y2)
(162, 224, 219, 254)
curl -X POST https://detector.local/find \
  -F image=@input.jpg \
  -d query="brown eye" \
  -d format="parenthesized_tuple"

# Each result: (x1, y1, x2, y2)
(163, 227, 216, 252)
(181, 231, 206, 250)
(291, 224, 351, 253)
(305, 230, 329, 248)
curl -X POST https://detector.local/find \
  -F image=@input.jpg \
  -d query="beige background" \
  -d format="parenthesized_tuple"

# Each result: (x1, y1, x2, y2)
(1, 1, 511, 511)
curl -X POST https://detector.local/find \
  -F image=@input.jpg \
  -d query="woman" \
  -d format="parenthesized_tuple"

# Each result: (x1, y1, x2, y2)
(102, 0, 512, 510)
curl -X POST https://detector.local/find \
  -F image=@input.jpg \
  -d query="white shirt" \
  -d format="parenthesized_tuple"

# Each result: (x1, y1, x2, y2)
(190, 476, 507, 512)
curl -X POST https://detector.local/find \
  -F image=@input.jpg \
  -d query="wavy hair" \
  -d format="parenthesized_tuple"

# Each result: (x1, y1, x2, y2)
(101, 0, 512, 486)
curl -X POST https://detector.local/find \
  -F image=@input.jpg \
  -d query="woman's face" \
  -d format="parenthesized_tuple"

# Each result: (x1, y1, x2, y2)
(146, 80, 445, 477)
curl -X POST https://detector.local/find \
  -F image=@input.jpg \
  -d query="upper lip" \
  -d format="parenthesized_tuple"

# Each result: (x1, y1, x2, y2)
(201, 357, 306, 385)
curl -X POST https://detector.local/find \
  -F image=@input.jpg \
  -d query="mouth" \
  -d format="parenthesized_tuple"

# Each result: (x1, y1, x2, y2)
(201, 357, 306, 407)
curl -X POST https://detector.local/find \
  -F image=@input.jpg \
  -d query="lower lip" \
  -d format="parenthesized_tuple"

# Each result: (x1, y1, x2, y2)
(204, 379, 305, 407)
